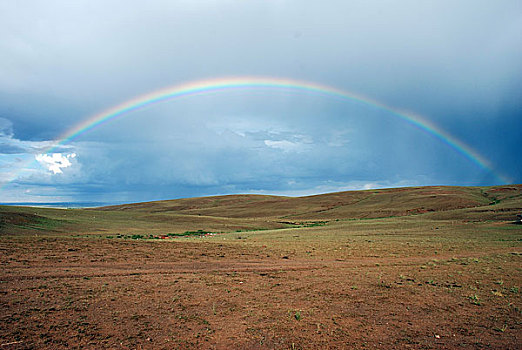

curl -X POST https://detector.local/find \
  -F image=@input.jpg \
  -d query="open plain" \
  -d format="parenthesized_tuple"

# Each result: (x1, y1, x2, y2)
(1, 185, 521, 349)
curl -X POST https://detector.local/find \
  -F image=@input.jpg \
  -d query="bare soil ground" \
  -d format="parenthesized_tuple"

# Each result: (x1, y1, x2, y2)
(0, 185, 521, 349)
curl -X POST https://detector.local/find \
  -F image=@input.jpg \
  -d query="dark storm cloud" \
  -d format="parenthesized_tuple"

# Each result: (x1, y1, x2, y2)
(1, 0, 521, 202)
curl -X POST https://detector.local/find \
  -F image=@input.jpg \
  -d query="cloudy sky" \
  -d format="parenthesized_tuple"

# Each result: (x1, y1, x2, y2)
(1, 1, 521, 203)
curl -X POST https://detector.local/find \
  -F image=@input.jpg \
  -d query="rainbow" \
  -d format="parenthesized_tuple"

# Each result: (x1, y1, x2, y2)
(43, 76, 509, 183)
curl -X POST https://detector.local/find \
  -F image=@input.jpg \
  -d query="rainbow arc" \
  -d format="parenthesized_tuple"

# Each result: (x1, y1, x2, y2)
(38, 76, 510, 184)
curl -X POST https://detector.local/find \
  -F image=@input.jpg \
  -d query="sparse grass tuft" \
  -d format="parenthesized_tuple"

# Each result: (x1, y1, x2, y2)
(468, 294, 481, 305)
(494, 324, 508, 333)
(294, 311, 301, 321)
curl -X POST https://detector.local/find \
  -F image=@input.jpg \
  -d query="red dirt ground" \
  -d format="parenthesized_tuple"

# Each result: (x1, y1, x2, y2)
(1, 236, 520, 349)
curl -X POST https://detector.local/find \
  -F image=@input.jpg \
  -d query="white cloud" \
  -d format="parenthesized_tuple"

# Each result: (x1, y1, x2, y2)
(264, 139, 308, 153)
(264, 139, 298, 152)
(35, 153, 76, 174)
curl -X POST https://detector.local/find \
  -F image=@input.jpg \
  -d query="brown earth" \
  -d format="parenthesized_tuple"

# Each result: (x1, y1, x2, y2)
(0, 185, 521, 349)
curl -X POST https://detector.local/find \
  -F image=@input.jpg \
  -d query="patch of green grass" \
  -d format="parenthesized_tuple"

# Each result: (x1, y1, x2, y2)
(234, 228, 271, 233)
(302, 221, 328, 228)
(167, 230, 214, 237)
(109, 230, 216, 240)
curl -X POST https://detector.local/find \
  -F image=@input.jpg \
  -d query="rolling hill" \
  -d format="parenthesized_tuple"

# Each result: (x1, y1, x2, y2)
(1, 185, 521, 235)
(96, 185, 522, 220)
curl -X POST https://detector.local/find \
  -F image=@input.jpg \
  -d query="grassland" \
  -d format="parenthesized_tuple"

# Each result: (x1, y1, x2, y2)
(0, 185, 521, 349)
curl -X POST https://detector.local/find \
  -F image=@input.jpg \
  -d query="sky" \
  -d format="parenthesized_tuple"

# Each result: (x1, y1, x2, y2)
(1, 0, 521, 204)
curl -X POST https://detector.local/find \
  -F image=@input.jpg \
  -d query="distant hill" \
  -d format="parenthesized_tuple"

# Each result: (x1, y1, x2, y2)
(96, 185, 522, 221)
